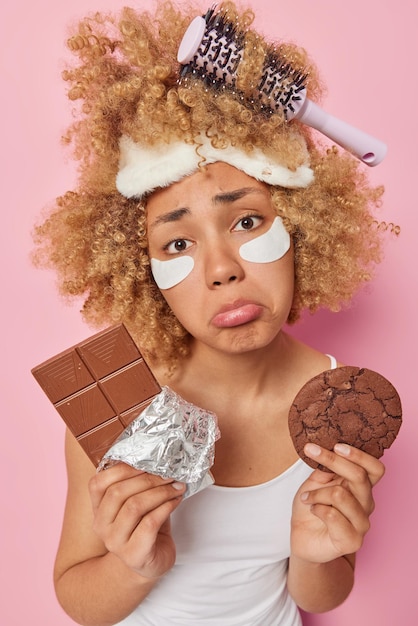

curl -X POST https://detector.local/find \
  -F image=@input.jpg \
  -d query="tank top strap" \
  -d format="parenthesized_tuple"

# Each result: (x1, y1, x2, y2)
(326, 354, 337, 369)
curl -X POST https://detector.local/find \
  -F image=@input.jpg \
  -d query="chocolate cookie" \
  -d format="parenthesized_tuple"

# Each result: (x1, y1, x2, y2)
(288, 366, 402, 471)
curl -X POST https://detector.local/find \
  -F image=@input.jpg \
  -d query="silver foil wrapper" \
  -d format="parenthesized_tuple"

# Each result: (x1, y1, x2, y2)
(98, 387, 220, 497)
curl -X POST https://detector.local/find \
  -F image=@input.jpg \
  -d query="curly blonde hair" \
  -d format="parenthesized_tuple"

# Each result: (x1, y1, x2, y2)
(32, 0, 393, 366)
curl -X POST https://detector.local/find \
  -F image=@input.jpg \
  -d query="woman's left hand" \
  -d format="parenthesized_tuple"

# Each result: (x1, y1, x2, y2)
(290, 443, 385, 564)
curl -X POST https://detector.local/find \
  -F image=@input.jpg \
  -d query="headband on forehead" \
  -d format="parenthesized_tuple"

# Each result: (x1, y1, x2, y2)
(116, 134, 314, 199)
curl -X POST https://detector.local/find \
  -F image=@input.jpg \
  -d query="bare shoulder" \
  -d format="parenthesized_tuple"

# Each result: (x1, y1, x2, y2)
(282, 333, 341, 391)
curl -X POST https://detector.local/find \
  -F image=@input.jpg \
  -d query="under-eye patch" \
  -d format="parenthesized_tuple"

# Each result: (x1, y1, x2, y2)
(151, 256, 195, 290)
(239, 217, 290, 263)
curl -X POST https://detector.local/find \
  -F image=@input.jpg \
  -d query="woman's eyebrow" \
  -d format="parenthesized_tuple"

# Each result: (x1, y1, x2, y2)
(149, 187, 265, 230)
(212, 187, 266, 204)
(149, 207, 191, 231)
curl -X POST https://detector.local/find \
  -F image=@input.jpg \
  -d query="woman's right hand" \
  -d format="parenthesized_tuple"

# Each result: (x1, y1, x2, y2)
(88, 463, 186, 579)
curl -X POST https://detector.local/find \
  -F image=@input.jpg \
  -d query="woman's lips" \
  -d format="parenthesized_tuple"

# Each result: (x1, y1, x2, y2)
(211, 301, 264, 328)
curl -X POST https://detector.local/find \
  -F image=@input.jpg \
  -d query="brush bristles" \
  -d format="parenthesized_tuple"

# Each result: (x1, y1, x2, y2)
(260, 53, 307, 116)
(179, 8, 307, 119)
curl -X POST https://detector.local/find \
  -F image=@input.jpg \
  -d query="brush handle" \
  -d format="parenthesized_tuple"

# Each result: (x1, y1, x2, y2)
(297, 99, 387, 166)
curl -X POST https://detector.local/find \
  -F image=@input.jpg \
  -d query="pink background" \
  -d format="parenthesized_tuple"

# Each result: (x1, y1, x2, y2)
(1, 0, 416, 624)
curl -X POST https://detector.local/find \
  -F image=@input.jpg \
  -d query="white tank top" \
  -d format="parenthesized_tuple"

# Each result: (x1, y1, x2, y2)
(116, 356, 337, 625)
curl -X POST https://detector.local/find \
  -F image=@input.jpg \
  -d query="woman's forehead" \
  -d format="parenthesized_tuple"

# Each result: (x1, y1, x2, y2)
(146, 162, 270, 217)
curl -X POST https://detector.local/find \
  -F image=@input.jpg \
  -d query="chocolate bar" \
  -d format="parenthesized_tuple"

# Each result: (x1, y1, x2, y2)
(32, 324, 161, 465)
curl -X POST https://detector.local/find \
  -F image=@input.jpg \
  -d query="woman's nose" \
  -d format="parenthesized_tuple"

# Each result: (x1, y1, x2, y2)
(204, 242, 244, 287)
(213, 274, 238, 287)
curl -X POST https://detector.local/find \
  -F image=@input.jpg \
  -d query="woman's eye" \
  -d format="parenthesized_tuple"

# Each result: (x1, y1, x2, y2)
(234, 215, 263, 231)
(165, 239, 192, 254)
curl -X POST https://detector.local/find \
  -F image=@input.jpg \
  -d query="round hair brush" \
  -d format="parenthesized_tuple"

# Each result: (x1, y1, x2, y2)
(177, 8, 387, 166)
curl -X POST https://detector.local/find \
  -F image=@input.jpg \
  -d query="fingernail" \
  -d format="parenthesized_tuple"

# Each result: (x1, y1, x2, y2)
(172, 482, 185, 491)
(300, 491, 310, 502)
(305, 443, 321, 457)
(334, 443, 350, 456)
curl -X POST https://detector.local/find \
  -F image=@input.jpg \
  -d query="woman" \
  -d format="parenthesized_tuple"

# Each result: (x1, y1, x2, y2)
(33, 2, 391, 624)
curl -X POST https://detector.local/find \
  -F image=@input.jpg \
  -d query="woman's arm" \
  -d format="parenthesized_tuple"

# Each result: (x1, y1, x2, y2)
(53, 429, 185, 626)
(287, 443, 385, 613)
(287, 553, 355, 613)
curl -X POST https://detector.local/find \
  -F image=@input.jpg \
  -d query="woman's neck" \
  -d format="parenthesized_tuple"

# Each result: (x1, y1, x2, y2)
(162, 331, 299, 405)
